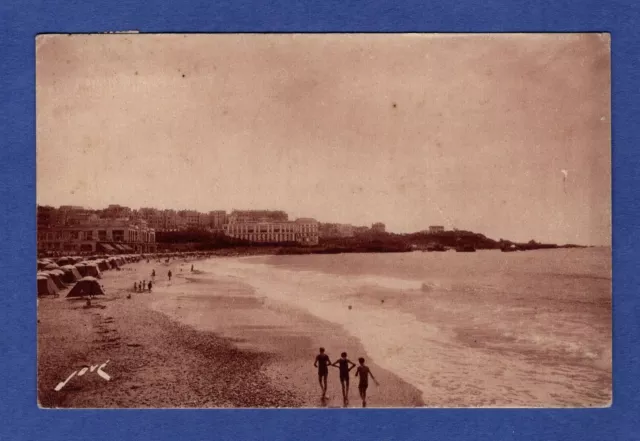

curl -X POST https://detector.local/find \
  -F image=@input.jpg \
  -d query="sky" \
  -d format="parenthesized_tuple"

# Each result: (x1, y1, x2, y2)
(36, 33, 611, 245)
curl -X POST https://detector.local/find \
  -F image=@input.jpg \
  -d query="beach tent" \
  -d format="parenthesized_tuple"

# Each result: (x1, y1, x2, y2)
(96, 260, 109, 272)
(84, 262, 102, 278)
(75, 262, 100, 278)
(43, 270, 66, 290)
(74, 263, 88, 277)
(76, 262, 101, 278)
(56, 257, 73, 266)
(37, 275, 59, 297)
(66, 276, 105, 298)
(43, 263, 59, 270)
(38, 260, 55, 270)
(50, 270, 68, 288)
(60, 265, 82, 283)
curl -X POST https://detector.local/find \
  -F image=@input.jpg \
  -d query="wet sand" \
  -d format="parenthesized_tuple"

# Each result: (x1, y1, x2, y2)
(37, 258, 423, 408)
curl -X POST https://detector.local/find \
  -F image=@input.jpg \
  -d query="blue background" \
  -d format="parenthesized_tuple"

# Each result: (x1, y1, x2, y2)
(1, 0, 638, 439)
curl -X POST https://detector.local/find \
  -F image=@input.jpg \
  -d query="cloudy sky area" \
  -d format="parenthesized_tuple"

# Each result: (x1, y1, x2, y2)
(37, 33, 610, 245)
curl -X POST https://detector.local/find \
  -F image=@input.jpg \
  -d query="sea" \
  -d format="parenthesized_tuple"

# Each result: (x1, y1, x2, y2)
(198, 247, 611, 407)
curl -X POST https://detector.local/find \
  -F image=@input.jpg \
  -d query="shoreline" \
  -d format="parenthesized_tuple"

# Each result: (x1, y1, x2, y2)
(38, 250, 609, 408)
(196, 251, 611, 408)
(37, 258, 423, 408)
(151, 270, 424, 407)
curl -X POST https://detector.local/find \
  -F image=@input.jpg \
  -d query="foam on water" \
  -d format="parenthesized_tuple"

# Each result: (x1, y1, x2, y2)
(195, 251, 611, 406)
(198, 259, 481, 403)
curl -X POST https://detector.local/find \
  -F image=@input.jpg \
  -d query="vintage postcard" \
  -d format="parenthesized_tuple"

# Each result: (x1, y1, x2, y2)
(36, 33, 611, 408)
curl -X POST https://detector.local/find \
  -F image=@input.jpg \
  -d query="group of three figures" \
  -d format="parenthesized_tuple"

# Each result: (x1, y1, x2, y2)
(314, 347, 379, 407)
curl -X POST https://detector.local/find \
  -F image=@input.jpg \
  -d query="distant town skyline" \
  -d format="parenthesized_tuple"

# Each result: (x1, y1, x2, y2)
(37, 203, 387, 231)
(37, 34, 611, 245)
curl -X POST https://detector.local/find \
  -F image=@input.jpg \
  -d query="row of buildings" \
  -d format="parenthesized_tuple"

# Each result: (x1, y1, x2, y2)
(37, 205, 230, 233)
(36, 205, 394, 255)
(37, 218, 157, 254)
(317, 221, 386, 238)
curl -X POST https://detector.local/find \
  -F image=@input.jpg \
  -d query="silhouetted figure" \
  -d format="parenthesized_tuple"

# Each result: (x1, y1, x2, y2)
(332, 352, 356, 405)
(355, 358, 378, 408)
(168, 270, 172, 281)
(148, 281, 152, 292)
(314, 347, 331, 398)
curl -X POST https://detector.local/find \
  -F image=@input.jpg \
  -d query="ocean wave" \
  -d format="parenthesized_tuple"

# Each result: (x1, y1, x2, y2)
(198, 255, 610, 406)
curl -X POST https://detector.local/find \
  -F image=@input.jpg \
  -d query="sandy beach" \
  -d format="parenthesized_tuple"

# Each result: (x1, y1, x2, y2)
(37, 258, 424, 408)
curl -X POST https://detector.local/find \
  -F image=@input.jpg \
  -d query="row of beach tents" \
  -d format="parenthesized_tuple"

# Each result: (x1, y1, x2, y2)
(37, 251, 216, 298)
(36, 254, 142, 298)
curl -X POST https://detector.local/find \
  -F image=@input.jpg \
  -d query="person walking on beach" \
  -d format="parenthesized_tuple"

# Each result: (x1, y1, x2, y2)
(332, 352, 356, 405)
(148, 281, 152, 292)
(314, 347, 331, 398)
(168, 270, 172, 281)
(133, 282, 137, 292)
(191, 264, 194, 272)
(151, 269, 156, 280)
(355, 358, 378, 408)
(142, 280, 146, 292)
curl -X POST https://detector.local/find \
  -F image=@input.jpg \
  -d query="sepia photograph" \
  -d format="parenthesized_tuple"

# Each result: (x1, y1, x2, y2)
(36, 33, 611, 408)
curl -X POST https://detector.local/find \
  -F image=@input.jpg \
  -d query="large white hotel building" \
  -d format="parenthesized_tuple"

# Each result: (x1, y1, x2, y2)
(223, 211, 319, 246)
